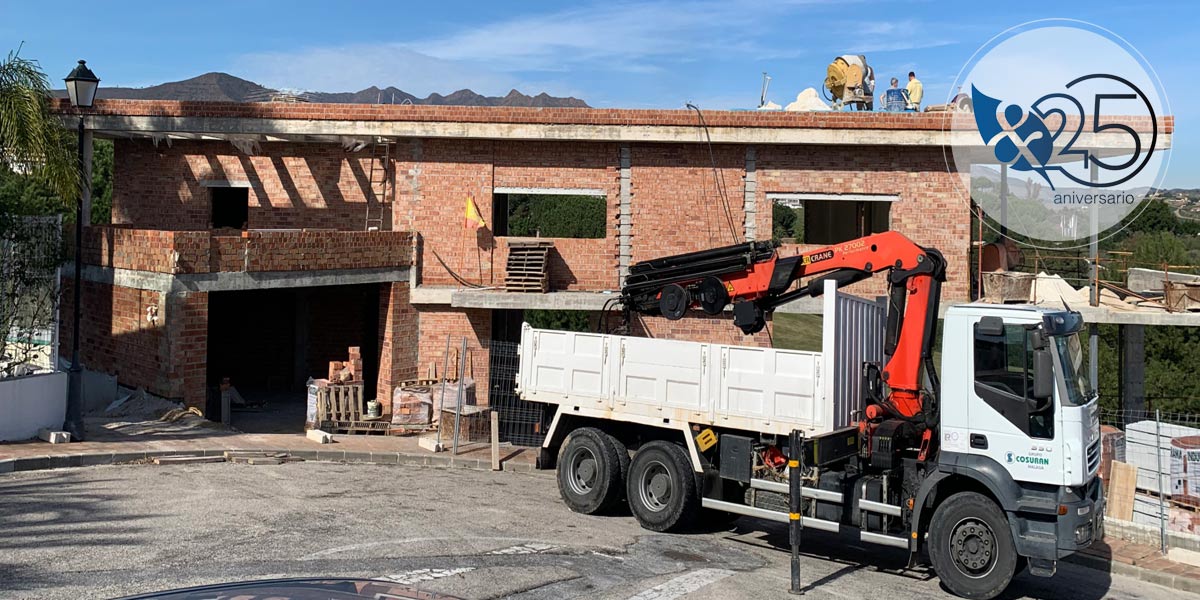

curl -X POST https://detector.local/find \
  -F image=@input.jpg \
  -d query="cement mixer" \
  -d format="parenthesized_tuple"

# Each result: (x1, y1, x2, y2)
(824, 54, 874, 110)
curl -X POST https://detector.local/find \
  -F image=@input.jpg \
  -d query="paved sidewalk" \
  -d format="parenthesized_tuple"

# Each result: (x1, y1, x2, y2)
(3, 418, 1199, 595)
(0, 417, 536, 472)
(1071, 535, 1200, 593)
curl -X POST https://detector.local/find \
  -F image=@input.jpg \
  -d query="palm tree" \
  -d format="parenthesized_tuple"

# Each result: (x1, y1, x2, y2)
(0, 46, 79, 208)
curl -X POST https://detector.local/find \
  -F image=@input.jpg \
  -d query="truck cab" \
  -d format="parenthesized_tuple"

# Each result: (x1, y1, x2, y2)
(928, 304, 1103, 579)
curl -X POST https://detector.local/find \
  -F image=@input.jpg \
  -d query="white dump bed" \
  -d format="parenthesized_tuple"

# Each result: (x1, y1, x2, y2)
(516, 281, 885, 436)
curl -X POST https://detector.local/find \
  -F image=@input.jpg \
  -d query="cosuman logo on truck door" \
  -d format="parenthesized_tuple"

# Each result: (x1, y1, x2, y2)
(1007, 451, 1051, 467)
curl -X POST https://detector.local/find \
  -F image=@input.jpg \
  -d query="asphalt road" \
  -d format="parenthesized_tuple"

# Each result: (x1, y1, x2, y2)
(0, 461, 1188, 600)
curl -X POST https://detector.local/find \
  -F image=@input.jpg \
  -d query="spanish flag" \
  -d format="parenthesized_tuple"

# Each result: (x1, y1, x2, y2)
(464, 196, 487, 230)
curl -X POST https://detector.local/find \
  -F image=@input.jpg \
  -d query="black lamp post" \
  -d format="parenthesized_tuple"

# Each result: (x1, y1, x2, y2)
(63, 60, 99, 442)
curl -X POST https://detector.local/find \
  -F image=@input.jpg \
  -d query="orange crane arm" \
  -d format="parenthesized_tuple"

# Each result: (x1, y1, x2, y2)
(621, 231, 947, 422)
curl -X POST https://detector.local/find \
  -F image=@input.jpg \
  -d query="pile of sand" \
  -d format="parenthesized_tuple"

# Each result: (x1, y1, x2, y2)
(784, 88, 832, 112)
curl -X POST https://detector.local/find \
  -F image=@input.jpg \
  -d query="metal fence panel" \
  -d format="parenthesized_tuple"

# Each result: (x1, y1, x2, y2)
(484, 339, 549, 447)
(1100, 408, 1200, 553)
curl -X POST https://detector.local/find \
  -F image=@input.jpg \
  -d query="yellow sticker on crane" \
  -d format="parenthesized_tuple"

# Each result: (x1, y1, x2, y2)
(696, 428, 718, 452)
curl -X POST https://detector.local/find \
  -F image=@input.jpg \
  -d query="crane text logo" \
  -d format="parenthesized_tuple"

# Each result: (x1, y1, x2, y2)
(947, 20, 1170, 248)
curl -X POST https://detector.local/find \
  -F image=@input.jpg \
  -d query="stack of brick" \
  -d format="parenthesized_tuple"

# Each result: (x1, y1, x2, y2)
(391, 385, 434, 426)
(328, 346, 364, 384)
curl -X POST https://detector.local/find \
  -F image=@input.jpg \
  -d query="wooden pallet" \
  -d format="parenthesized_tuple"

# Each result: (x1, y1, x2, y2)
(505, 239, 553, 293)
(315, 383, 389, 434)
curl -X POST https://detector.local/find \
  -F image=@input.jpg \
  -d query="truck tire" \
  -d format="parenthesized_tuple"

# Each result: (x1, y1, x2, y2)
(928, 491, 1019, 600)
(556, 427, 627, 514)
(626, 441, 700, 532)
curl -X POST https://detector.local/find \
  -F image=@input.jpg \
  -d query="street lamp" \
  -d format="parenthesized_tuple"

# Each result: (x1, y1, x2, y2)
(64, 60, 100, 108)
(62, 60, 100, 442)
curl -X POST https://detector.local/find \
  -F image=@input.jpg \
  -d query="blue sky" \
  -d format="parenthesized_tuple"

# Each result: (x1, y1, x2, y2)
(3, 0, 1196, 186)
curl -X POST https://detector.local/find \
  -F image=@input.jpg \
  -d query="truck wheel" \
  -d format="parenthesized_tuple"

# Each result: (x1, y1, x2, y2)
(626, 441, 700, 532)
(556, 427, 627, 514)
(928, 492, 1019, 600)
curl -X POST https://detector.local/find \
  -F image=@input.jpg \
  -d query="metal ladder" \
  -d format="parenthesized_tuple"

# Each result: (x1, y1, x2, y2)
(364, 139, 391, 231)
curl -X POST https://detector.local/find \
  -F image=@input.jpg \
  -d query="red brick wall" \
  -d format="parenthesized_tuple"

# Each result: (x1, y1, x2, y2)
(415, 307, 492, 405)
(76, 225, 411, 274)
(209, 230, 412, 272)
(377, 283, 418, 412)
(396, 139, 494, 286)
(113, 139, 387, 231)
(629, 144, 749, 262)
(59, 281, 207, 406)
(757, 145, 971, 301)
(77, 225, 209, 274)
(397, 139, 620, 290)
(167, 291, 208, 409)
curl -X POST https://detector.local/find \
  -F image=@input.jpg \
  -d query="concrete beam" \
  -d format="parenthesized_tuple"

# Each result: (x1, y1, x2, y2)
(84, 114, 1172, 150)
(410, 286, 454, 305)
(65, 264, 409, 294)
(77, 115, 962, 147)
(1127, 267, 1200, 294)
(427, 289, 618, 311)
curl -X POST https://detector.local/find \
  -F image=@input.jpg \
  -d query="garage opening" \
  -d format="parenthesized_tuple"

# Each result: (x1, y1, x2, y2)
(206, 284, 380, 433)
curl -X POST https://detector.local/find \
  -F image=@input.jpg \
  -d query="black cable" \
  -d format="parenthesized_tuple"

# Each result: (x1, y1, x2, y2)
(429, 248, 485, 289)
(686, 103, 741, 245)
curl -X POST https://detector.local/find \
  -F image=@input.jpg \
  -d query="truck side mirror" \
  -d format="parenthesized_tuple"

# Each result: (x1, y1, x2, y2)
(1032, 349, 1054, 405)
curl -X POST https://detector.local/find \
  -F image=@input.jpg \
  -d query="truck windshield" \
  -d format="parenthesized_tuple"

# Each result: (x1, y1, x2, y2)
(1054, 333, 1091, 406)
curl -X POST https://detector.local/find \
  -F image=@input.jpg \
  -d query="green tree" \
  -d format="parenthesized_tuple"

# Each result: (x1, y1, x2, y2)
(1126, 230, 1187, 267)
(772, 201, 803, 243)
(507, 194, 605, 238)
(525, 309, 591, 332)
(90, 139, 112, 223)
(0, 48, 79, 210)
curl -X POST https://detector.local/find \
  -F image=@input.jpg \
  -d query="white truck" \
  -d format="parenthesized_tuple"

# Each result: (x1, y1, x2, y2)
(515, 234, 1103, 600)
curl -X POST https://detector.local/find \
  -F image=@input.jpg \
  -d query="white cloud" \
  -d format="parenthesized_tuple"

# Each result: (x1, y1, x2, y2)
(230, 0, 953, 100)
(416, 2, 764, 72)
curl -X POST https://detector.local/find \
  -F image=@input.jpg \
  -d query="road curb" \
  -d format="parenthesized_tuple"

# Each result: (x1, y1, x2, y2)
(0, 447, 537, 475)
(1063, 548, 1200, 595)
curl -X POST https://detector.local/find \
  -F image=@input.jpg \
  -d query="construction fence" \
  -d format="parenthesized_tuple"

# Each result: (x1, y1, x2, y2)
(1099, 408, 1200, 553)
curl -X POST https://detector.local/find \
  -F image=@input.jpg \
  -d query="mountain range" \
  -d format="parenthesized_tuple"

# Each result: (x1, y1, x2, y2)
(56, 72, 590, 108)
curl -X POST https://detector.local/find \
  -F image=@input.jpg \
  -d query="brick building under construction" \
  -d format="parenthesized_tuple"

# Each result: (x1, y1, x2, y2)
(54, 99, 981, 440)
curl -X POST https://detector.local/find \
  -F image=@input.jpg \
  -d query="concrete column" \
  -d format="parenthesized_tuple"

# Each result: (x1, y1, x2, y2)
(618, 145, 632, 286)
(1121, 324, 1146, 419)
(743, 146, 757, 241)
(81, 129, 93, 224)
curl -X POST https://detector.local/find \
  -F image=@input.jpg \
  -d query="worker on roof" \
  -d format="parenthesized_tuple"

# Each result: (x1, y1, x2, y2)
(882, 77, 908, 112)
(906, 71, 924, 111)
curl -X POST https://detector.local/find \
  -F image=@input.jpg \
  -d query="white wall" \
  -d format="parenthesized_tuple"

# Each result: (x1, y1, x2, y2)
(0, 372, 67, 441)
